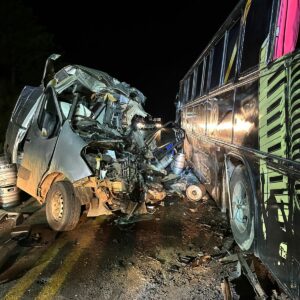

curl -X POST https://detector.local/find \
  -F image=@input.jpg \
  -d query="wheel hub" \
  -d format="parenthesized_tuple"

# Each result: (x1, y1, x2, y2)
(232, 182, 249, 233)
(51, 191, 64, 221)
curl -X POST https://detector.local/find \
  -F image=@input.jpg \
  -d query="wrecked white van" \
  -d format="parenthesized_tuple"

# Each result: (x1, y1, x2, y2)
(4, 54, 184, 231)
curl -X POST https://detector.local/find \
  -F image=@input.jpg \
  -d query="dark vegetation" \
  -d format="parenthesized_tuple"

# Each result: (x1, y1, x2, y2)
(0, 0, 55, 151)
(0, 0, 238, 151)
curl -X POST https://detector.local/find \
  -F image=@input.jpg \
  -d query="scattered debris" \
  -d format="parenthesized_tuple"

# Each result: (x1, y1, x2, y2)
(178, 253, 211, 268)
(169, 182, 187, 194)
(178, 255, 195, 265)
(222, 237, 235, 251)
(114, 213, 155, 225)
(37, 278, 49, 285)
(10, 225, 31, 239)
(221, 277, 232, 300)
(0, 211, 23, 227)
(219, 254, 239, 264)
(237, 253, 267, 299)
(0, 210, 7, 222)
(186, 184, 206, 201)
(168, 264, 180, 272)
(189, 255, 211, 267)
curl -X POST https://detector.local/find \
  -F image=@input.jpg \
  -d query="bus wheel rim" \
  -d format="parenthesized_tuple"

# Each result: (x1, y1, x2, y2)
(232, 181, 249, 233)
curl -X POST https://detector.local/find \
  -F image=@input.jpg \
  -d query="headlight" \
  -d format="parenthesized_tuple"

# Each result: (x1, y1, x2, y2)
(137, 122, 145, 129)
(155, 123, 162, 128)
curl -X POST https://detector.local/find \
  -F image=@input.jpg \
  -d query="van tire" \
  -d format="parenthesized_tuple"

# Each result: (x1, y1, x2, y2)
(229, 165, 254, 251)
(46, 181, 81, 231)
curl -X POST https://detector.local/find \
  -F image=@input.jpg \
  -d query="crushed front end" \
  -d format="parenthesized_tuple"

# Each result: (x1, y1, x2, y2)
(50, 64, 185, 219)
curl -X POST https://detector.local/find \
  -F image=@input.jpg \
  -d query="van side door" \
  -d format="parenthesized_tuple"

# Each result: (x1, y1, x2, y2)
(17, 86, 63, 197)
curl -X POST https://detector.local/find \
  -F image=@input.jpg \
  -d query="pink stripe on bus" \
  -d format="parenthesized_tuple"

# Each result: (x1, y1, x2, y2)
(273, 0, 300, 59)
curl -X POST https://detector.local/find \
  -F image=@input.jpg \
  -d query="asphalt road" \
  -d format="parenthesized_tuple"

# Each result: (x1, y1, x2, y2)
(0, 196, 237, 300)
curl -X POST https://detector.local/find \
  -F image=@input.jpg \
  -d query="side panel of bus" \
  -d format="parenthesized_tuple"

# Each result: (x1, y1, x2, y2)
(180, 0, 300, 297)
(257, 43, 300, 298)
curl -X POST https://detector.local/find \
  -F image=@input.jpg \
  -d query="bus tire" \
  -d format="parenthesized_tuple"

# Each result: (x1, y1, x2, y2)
(229, 165, 254, 251)
(46, 181, 81, 231)
(221, 169, 229, 213)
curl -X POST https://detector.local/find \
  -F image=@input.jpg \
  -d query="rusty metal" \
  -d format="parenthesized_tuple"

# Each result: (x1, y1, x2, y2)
(0, 186, 20, 208)
(38, 172, 65, 202)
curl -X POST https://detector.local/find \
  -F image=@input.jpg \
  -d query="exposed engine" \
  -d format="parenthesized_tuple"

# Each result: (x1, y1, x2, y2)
(83, 143, 140, 194)
(81, 136, 172, 216)
(53, 65, 185, 217)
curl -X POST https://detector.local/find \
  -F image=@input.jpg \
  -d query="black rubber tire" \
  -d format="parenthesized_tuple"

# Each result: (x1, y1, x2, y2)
(229, 165, 254, 251)
(221, 170, 229, 213)
(46, 181, 81, 231)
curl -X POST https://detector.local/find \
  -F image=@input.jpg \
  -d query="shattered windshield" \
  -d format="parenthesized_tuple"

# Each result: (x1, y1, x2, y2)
(55, 65, 148, 141)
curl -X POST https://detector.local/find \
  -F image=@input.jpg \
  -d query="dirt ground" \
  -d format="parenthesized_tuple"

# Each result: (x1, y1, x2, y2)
(0, 196, 261, 300)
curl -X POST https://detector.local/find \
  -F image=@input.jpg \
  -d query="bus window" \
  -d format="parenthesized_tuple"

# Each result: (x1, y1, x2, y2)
(233, 81, 258, 149)
(206, 99, 218, 136)
(183, 79, 189, 103)
(207, 91, 234, 142)
(195, 61, 203, 97)
(240, 0, 273, 73)
(194, 101, 206, 135)
(181, 108, 187, 128)
(179, 85, 184, 103)
(211, 37, 225, 90)
(203, 55, 211, 94)
(188, 73, 194, 101)
(224, 20, 240, 84)
(186, 106, 194, 131)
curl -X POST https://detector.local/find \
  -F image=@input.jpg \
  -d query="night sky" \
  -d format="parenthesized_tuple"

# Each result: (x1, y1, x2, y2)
(25, 1, 238, 121)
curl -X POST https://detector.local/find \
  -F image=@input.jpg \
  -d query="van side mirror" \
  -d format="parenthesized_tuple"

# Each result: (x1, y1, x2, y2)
(42, 54, 61, 89)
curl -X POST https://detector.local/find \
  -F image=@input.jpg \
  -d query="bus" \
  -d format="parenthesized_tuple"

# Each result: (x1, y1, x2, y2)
(176, 0, 300, 298)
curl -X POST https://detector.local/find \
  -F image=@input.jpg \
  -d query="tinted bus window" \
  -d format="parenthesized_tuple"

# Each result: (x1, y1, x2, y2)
(194, 101, 206, 135)
(188, 73, 194, 101)
(203, 55, 211, 94)
(207, 91, 234, 142)
(240, 0, 272, 73)
(211, 37, 225, 90)
(224, 20, 240, 83)
(206, 99, 218, 137)
(183, 79, 189, 103)
(195, 62, 203, 97)
(233, 81, 258, 148)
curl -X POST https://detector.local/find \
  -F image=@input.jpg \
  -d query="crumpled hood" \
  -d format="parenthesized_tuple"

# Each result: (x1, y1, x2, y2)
(54, 65, 146, 105)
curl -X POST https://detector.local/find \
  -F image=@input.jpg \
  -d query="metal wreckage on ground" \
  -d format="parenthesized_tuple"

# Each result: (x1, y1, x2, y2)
(3, 54, 189, 231)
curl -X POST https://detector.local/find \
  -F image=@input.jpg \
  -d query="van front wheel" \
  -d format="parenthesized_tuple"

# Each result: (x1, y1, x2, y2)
(46, 181, 81, 231)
